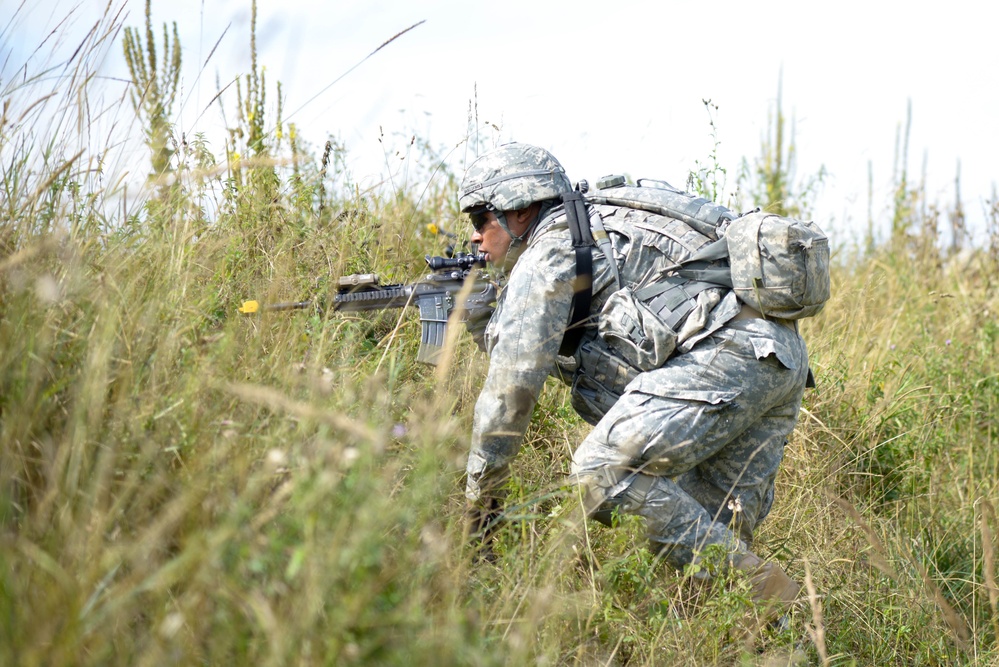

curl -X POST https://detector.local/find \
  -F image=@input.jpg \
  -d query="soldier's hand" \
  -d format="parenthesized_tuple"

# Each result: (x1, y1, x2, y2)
(463, 303, 493, 352)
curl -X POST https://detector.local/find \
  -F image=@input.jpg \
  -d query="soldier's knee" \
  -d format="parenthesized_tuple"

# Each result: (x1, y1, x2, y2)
(574, 468, 658, 525)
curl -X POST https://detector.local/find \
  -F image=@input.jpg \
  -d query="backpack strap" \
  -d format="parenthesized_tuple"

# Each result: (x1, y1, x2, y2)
(675, 238, 733, 287)
(560, 190, 596, 356)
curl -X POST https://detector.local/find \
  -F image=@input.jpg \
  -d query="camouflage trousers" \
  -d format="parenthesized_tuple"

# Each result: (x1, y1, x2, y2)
(571, 317, 809, 569)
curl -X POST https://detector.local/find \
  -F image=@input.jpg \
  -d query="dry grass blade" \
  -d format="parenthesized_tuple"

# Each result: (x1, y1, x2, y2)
(829, 492, 971, 651)
(27, 148, 85, 208)
(223, 381, 379, 444)
(803, 560, 829, 666)
(284, 20, 426, 123)
(910, 558, 971, 649)
(0, 236, 62, 272)
(825, 492, 897, 580)
(981, 499, 999, 641)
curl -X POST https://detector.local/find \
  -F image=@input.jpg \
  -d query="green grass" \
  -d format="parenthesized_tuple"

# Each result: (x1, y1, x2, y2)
(4, 3, 999, 665)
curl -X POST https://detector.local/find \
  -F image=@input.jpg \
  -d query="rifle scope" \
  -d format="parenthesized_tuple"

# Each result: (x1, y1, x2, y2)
(424, 253, 487, 271)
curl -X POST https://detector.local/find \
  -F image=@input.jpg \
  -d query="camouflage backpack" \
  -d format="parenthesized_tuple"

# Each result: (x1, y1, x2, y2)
(563, 176, 830, 363)
(712, 209, 830, 320)
(587, 175, 829, 317)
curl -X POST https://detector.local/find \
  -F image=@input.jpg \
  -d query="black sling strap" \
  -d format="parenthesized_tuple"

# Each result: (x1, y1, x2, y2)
(559, 190, 595, 356)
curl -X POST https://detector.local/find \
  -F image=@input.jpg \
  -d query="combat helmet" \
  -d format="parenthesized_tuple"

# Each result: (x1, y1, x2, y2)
(459, 143, 571, 213)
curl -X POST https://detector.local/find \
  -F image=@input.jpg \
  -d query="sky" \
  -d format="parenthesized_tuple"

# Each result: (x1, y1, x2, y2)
(4, 0, 998, 245)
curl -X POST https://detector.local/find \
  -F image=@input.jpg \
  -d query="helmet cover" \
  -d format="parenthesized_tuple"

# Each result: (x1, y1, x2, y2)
(459, 143, 571, 213)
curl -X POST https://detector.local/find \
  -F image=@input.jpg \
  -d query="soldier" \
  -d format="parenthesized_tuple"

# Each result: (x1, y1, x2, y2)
(459, 142, 808, 610)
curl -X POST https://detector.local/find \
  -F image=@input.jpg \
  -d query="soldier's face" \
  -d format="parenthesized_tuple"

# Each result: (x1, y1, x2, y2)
(469, 205, 538, 266)
(470, 211, 514, 265)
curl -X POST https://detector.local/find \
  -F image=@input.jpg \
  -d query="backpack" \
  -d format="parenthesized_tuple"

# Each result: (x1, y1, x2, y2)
(721, 210, 830, 319)
(559, 176, 831, 363)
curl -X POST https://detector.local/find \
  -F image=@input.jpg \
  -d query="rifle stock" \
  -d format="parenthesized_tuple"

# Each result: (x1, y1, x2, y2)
(239, 253, 496, 365)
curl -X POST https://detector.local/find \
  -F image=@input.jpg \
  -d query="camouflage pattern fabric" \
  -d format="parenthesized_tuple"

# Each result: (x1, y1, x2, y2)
(466, 200, 810, 568)
(724, 210, 831, 320)
(459, 143, 573, 213)
(570, 317, 808, 568)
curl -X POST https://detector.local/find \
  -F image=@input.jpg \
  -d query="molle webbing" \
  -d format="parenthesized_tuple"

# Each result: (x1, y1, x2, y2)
(560, 190, 596, 356)
(670, 196, 732, 233)
(634, 277, 718, 331)
(674, 238, 733, 287)
(557, 181, 739, 363)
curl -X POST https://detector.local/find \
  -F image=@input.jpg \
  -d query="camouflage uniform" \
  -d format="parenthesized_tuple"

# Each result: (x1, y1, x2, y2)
(569, 316, 808, 566)
(461, 145, 809, 570)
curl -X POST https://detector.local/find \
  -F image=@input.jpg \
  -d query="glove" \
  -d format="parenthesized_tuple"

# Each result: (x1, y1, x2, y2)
(463, 303, 494, 352)
(465, 284, 496, 352)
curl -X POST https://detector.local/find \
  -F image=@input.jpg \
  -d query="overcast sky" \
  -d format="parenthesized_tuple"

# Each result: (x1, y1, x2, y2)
(5, 1, 998, 244)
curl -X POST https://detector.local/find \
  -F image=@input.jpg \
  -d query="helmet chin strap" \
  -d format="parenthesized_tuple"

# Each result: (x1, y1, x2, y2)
(495, 202, 555, 273)
(493, 210, 534, 273)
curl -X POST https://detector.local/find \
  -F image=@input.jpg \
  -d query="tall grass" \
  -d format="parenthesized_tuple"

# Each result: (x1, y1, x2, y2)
(4, 3, 999, 666)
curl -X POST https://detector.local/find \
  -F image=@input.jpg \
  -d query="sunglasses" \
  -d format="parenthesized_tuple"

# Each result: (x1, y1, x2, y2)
(467, 206, 491, 232)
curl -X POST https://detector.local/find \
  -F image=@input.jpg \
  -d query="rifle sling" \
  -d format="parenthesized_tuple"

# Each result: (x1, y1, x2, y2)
(560, 191, 595, 357)
(555, 195, 731, 358)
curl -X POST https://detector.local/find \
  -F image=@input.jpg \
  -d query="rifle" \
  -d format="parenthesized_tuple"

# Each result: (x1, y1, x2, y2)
(238, 252, 496, 365)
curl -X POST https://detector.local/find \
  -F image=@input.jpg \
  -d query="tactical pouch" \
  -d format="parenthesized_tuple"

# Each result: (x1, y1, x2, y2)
(597, 288, 678, 371)
(724, 210, 831, 319)
(597, 276, 719, 372)
(571, 339, 640, 425)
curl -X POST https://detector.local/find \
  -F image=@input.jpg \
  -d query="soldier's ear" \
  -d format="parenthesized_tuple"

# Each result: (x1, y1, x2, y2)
(513, 202, 542, 225)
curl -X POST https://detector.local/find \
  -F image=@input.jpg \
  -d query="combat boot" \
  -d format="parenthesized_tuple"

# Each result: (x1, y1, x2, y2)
(734, 552, 800, 606)
(732, 552, 800, 650)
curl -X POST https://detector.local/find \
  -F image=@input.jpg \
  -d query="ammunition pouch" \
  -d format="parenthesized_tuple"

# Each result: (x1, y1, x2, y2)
(597, 276, 720, 371)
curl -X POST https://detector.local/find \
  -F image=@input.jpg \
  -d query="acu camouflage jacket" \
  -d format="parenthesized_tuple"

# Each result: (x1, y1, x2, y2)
(465, 202, 741, 502)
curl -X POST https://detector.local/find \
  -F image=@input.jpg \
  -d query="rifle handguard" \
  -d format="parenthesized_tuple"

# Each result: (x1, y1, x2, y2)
(238, 252, 494, 364)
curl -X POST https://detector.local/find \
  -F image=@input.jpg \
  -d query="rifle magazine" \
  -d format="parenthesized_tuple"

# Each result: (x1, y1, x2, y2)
(417, 293, 452, 365)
